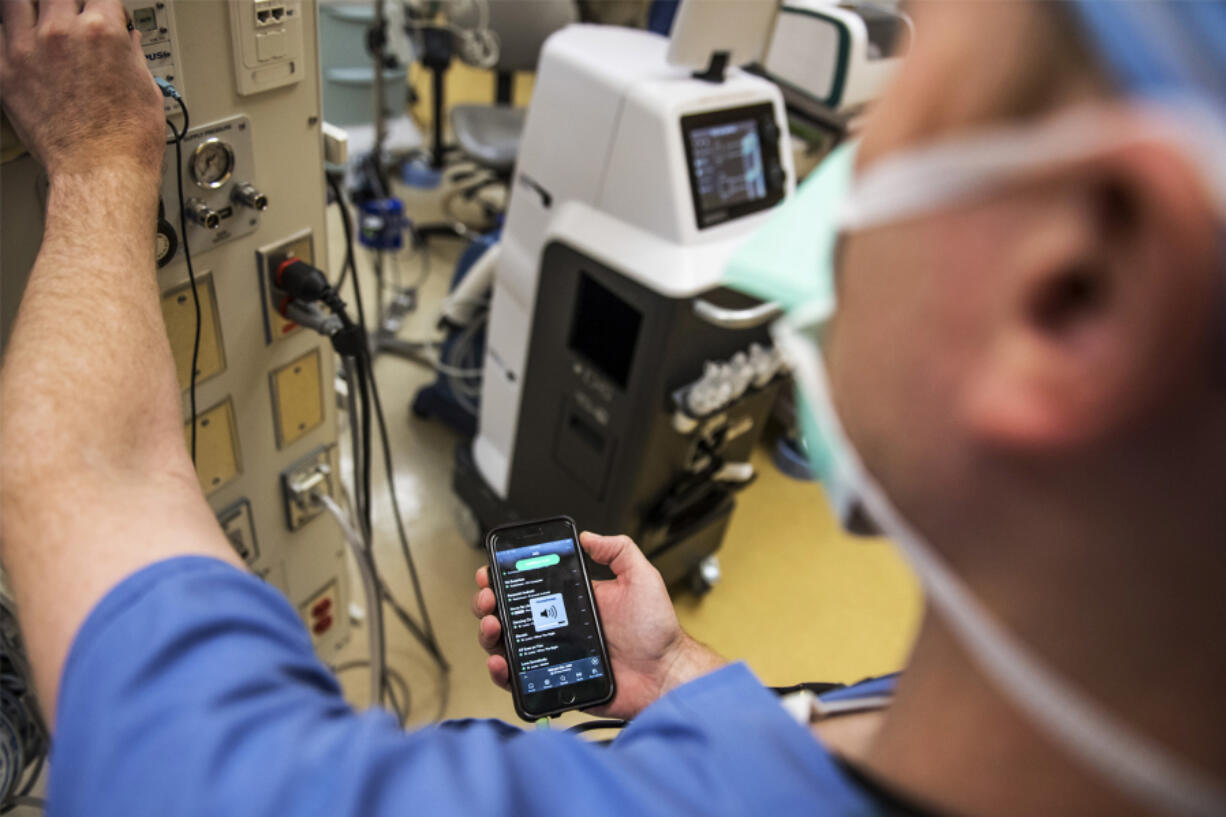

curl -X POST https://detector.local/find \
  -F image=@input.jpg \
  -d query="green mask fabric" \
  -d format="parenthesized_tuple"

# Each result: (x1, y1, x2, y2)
(723, 141, 855, 315)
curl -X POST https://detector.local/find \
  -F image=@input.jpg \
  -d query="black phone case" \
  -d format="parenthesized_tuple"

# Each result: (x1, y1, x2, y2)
(484, 515, 616, 721)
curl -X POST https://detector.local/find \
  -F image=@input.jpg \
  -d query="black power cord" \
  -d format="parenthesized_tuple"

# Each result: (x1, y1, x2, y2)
(566, 719, 627, 735)
(365, 351, 447, 669)
(159, 80, 200, 464)
(331, 660, 411, 726)
(325, 174, 373, 538)
(336, 355, 390, 710)
(326, 170, 355, 293)
(326, 184, 449, 673)
(276, 258, 448, 712)
(327, 174, 366, 340)
(276, 254, 374, 543)
(0, 595, 47, 813)
(276, 246, 451, 717)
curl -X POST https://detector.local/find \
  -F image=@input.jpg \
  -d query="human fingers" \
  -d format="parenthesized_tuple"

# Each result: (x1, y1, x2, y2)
(476, 565, 490, 589)
(84, 0, 124, 14)
(579, 532, 645, 578)
(35, 0, 83, 28)
(0, 0, 36, 47)
(471, 586, 496, 620)
(478, 614, 504, 653)
(81, 0, 128, 32)
(486, 654, 510, 690)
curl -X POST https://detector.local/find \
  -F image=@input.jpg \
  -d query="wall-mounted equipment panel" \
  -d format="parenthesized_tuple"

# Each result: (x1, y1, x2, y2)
(124, 0, 186, 118)
(256, 229, 312, 343)
(160, 116, 267, 260)
(270, 348, 324, 449)
(230, 0, 306, 95)
(1, 1, 350, 671)
(299, 578, 340, 641)
(218, 498, 260, 566)
(187, 398, 242, 495)
(161, 273, 226, 390)
(280, 445, 336, 530)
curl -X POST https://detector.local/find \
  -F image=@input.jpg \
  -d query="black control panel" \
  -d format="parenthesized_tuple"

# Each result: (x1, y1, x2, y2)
(680, 102, 786, 230)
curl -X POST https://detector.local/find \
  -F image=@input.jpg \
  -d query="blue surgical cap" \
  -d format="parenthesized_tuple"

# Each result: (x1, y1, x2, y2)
(1071, 2, 1226, 351)
(1068, 1, 1226, 111)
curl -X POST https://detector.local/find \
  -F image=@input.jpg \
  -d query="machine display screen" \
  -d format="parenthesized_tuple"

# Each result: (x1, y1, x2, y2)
(681, 103, 785, 229)
(687, 119, 767, 211)
(569, 273, 642, 389)
(494, 537, 608, 694)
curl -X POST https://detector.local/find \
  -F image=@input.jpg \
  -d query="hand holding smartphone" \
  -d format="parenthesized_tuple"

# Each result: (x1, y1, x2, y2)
(485, 517, 616, 720)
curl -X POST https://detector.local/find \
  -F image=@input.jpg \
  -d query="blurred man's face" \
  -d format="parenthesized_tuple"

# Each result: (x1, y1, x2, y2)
(823, 3, 1101, 539)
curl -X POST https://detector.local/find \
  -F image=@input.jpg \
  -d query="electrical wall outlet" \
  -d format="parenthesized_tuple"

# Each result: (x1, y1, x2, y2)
(299, 578, 339, 640)
(217, 498, 260, 565)
(280, 445, 335, 530)
(256, 229, 313, 344)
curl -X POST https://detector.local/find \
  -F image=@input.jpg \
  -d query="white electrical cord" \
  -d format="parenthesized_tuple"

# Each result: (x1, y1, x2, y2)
(442, 307, 487, 414)
(440, 242, 498, 327)
(432, 360, 484, 379)
(317, 492, 384, 710)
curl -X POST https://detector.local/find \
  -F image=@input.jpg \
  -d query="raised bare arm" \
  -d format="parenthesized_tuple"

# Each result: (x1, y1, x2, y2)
(0, 0, 242, 726)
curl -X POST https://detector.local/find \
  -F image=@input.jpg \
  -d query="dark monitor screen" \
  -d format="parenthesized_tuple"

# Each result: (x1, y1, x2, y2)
(568, 273, 642, 390)
(681, 103, 785, 229)
(687, 119, 767, 212)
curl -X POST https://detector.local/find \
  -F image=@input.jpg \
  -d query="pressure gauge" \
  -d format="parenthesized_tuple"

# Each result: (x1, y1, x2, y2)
(190, 138, 235, 190)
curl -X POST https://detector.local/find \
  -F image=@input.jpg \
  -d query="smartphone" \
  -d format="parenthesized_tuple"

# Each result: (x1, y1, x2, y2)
(485, 516, 616, 720)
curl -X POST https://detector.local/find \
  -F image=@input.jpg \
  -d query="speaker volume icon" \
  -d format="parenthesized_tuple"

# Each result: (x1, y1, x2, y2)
(529, 593, 568, 631)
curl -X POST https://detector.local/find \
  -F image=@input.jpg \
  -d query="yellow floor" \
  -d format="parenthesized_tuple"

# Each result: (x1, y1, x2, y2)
(325, 164, 922, 728)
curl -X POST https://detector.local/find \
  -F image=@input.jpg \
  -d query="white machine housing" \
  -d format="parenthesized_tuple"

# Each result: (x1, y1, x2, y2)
(473, 25, 795, 497)
(762, 1, 911, 115)
(666, 0, 776, 72)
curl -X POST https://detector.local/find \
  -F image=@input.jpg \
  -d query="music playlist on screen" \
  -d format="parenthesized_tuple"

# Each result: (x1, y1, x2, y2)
(495, 539, 606, 693)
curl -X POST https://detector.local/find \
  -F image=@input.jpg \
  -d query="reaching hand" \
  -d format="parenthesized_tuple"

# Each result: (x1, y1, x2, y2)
(472, 532, 725, 720)
(0, 0, 164, 181)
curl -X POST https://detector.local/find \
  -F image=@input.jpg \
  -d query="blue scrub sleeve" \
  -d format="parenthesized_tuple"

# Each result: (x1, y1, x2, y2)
(50, 557, 872, 817)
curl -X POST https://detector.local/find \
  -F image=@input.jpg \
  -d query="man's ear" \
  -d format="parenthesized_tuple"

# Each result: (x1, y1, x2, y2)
(962, 137, 1221, 451)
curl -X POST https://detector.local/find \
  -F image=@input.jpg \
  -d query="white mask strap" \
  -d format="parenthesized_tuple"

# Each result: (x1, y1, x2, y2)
(839, 101, 1226, 234)
(791, 326, 1226, 817)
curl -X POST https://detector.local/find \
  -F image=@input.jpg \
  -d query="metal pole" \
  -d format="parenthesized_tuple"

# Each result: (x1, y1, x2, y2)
(372, 0, 387, 163)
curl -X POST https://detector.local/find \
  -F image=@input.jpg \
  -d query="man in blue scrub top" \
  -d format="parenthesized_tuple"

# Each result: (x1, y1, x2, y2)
(2, 2, 1225, 816)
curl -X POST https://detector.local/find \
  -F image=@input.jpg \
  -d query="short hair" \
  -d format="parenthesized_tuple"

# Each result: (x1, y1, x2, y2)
(994, 4, 1109, 123)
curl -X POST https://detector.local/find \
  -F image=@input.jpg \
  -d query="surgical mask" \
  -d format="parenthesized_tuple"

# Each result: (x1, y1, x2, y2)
(732, 103, 1226, 817)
